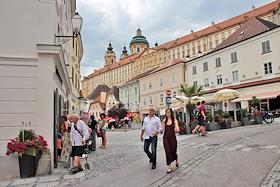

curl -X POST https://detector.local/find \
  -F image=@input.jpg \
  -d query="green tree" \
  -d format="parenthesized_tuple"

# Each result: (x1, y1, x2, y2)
(179, 84, 203, 133)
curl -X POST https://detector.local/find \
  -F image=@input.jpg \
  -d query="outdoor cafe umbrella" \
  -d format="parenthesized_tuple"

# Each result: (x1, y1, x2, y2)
(191, 96, 208, 103)
(213, 89, 239, 101)
(214, 89, 240, 113)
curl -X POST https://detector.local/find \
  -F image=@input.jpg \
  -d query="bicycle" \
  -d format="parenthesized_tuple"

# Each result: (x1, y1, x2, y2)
(261, 110, 274, 124)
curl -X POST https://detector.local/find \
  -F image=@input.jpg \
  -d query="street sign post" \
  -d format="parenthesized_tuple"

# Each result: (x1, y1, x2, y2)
(166, 96, 172, 108)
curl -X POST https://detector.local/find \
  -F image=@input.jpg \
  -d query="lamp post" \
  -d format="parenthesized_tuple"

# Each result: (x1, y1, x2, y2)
(55, 12, 83, 44)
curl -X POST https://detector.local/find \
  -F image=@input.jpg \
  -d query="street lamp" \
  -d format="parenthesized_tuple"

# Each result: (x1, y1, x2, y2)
(55, 12, 83, 41)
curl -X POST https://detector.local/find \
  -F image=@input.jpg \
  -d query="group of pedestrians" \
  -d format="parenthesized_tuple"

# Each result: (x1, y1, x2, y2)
(192, 101, 207, 136)
(140, 107, 180, 173)
(57, 113, 109, 174)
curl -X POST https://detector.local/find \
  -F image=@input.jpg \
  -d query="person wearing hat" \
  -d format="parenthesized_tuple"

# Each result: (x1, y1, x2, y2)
(140, 106, 162, 169)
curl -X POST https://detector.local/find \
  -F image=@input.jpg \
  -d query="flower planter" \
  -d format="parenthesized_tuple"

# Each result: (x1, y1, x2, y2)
(207, 122, 223, 131)
(255, 116, 263, 124)
(18, 148, 42, 178)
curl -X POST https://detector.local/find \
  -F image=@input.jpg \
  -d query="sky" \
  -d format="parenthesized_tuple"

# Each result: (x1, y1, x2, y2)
(77, 0, 273, 77)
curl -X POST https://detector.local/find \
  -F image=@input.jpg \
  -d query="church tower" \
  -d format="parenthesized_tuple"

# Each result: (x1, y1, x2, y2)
(129, 28, 149, 54)
(120, 46, 128, 59)
(104, 42, 116, 67)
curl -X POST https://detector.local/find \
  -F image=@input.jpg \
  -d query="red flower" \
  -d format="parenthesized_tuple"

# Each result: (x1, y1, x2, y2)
(6, 129, 48, 156)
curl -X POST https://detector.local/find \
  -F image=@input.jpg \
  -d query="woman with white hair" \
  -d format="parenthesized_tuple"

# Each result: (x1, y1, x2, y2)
(69, 114, 89, 174)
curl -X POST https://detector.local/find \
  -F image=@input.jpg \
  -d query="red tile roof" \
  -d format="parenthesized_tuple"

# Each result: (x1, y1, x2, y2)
(155, 0, 280, 50)
(87, 53, 140, 78)
(212, 17, 279, 52)
(150, 59, 184, 74)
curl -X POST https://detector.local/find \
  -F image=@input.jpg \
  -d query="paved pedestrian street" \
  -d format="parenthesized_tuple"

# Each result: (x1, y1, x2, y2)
(1, 123, 280, 187)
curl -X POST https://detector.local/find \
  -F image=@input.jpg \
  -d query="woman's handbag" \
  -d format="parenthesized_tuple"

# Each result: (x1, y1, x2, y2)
(97, 130, 103, 137)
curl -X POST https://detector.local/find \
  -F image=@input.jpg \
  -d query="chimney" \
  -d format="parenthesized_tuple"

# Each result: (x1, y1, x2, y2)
(190, 30, 194, 33)
(211, 21, 215, 26)
(252, 5, 255, 10)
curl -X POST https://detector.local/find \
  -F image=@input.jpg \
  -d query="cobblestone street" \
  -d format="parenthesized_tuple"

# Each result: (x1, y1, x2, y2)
(1, 122, 280, 187)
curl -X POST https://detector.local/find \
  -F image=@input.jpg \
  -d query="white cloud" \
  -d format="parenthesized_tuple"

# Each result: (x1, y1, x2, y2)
(77, 0, 273, 76)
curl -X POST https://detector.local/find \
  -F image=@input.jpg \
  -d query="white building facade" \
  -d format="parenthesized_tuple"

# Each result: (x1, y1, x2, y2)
(185, 18, 280, 113)
(0, 0, 81, 178)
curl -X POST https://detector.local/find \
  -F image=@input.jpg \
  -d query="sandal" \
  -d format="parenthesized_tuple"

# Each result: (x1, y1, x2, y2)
(166, 168, 172, 173)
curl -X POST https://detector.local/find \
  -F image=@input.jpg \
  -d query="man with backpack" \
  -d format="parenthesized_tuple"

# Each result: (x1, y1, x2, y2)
(69, 114, 89, 174)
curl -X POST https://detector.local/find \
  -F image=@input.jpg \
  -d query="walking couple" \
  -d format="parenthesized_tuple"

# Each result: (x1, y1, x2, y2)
(140, 107, 180, 173)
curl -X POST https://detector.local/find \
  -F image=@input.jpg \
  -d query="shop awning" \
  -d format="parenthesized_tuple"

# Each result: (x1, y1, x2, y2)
(231, 91, 280, 102)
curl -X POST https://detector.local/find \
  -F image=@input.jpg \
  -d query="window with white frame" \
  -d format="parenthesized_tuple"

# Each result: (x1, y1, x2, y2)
(231, 52, 238, 63)
(264, 62, 273, 75)
(160, 93, 164, 103)
(149, 82, 152, 90)
(149, 96, 153, 105)
(192, 66, 197, 75)
(173, 91, 177, 97)
(171, 74, 176, 85)
(232, 70, 239, 82)
(216, 57, 221, 68)
(160, 79, 163, 86)
(262, 40, 271, 54)
(134, 87, 137, 94)
(144, 98, 147, 106)
(203, 62, 208, 71)
(204, 78, 209, 87)
(217, 74, 223, 85)
(143, 84, 146, 91)
(193, 81, 198, 86)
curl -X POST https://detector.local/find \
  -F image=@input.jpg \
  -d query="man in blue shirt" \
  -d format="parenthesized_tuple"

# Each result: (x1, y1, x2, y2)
(140, 107, 162, 169)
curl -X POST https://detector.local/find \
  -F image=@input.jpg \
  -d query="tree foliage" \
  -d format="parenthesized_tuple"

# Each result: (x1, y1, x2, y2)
(107, 102, 128, 120)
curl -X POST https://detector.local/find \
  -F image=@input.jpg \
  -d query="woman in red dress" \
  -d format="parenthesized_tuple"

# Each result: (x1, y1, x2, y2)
(162, 108, 180, 173)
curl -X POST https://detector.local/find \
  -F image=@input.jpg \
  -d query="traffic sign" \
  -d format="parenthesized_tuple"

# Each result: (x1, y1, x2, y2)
(166, 90, 171, 96)
(166, 96, 172, 107)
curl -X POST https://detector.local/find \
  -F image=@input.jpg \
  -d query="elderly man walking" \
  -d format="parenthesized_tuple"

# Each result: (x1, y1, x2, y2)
(140, 107, 162, 169)
(69, 114, 89, 174)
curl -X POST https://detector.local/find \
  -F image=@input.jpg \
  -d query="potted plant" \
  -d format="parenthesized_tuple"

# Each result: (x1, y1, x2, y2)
(6, 129, 48, 178)
(221, 112, 232, 128)
(250, 97, 262, 124)
(240, 109, 251, 125)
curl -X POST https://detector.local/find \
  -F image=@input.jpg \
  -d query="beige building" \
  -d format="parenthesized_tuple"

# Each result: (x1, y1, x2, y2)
(138, 59, 185, 117)
(185, 17, 280, 113)
(68, 35, 84, 112)
(82, 1, 280, 98)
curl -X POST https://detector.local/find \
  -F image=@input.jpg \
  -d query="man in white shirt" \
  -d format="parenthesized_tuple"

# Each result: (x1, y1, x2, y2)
(69, 114, 89, 174)
(140, 107, 162, 169)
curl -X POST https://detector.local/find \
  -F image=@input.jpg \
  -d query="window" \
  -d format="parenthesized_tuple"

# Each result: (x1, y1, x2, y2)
(217, 75, 223, 85)
(216, 57, 221, 68)
(264, 62, 273, 75)
(232, 70, 239, 82)
(262, 41, 271, 54)
(203, 43, 207, 51)
(134, 87, 137, 94)
(149, 96, 153, 105)
(182, 51, 185, 58)
(192, 66, 197, 75)
(137, 47, 140, 53)
(231, 52, 238, 63)
(160, 93, 164, 103)
(193, 81, 197, 86)
(171, 74, 176, 84)
(160, 79, 163, 86)
(144, 98, 147, 106)
(143, 84, 146, 91)
(192, 47, 196, 55)
(203, 62, 208, 71)
(204, 78, 209, 87)
(209, 41, 213, 50)
(149, 82, 152, 90)
(173, 91, 177, 96)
